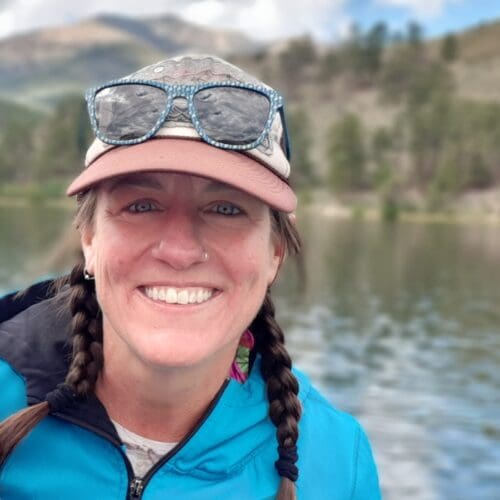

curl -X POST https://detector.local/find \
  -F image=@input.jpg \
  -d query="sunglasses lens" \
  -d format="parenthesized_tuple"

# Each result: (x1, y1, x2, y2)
(193, 87, 271, 146)
(94, 84, 167, 142)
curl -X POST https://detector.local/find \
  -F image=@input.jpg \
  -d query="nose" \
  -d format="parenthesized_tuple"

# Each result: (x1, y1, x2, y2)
(150, 209, 206, 270)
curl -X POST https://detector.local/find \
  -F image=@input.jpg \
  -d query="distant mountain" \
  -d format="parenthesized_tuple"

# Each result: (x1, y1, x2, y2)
(5, 14, 500, 206)
(0, 14, 262, 107)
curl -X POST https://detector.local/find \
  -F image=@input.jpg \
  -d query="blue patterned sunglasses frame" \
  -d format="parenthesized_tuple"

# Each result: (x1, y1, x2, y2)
(85, 79, 291, 159)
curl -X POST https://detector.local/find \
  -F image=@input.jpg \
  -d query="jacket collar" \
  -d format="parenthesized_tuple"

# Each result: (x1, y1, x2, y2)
(0, 284, 119, 441)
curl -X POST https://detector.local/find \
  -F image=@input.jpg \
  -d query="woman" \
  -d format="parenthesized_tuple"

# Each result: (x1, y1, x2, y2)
(0, 54, 380, 499)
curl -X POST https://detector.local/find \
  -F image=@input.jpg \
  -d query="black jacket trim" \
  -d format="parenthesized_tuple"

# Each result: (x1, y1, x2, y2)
(0, 280, 119, 442)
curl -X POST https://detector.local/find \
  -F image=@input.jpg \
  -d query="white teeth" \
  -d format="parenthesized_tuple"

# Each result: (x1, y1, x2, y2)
(177, 290, 189, 305)
(166, 288, 177, 303)
(144, 286, 214, 305)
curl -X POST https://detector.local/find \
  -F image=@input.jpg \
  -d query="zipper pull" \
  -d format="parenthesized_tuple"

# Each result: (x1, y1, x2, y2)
(129, 477, 145, 498)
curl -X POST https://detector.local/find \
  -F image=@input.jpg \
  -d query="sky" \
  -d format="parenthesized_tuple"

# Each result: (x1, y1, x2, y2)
(1, 0, 500, 42)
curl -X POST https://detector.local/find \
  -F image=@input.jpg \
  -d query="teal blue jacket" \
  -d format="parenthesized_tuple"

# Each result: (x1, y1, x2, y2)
(0, 289, 381, 499)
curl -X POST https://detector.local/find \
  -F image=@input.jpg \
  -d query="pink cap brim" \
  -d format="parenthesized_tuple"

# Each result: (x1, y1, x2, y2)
(67, 138, 296, 213)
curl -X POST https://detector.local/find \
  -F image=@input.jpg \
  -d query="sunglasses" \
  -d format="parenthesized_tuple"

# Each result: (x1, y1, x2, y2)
(85, 79, 291, 159)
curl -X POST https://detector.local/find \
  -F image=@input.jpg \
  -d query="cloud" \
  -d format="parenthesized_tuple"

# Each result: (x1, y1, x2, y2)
(376, 0, 462, 18)
(0, 0, 348, 41)
(0, 0, 13, 10)
(180, 0, 348, 41)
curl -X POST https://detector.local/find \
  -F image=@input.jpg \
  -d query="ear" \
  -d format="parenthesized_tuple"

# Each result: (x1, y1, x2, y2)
(80, 227, 96, 275)
(268, 238, 285, 287)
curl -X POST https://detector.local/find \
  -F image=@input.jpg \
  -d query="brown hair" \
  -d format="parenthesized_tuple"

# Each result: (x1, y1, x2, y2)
(0, 190, 302, 499)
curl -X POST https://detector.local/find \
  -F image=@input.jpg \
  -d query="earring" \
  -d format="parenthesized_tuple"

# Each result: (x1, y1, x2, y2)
(83, 269, 95, 281)
(202, 251, 209, 262)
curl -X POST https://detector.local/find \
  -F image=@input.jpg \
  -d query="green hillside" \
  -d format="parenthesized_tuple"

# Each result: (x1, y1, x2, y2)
(0, 13, 258, 107)
(0, 99, 45, 184)
(3, 16, 500, 217)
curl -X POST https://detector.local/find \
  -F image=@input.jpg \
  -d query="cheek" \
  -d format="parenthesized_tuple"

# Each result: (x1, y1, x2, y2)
(92, 229, 136, 289)
(213, 231, 276, 287)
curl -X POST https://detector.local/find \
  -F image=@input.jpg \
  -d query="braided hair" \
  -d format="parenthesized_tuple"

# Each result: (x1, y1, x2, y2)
(0, 192, 100, 462)
(251, 292, 302, 500)
(65, 260, 102, 395)
(0, 192, 303, 500)
(251, 210, 302, 500)
(0, 258, 102, 461)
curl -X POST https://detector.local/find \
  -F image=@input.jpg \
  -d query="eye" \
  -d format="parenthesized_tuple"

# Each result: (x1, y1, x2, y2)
(127, 200, 158, 213)
(209, 203, 242, 216)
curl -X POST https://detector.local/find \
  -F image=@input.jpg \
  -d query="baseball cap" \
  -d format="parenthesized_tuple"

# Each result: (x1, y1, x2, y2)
(66, 54, 297, 213)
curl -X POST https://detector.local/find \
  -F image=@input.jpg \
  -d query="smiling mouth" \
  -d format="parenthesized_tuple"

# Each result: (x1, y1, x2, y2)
(142, 286, 215, 305)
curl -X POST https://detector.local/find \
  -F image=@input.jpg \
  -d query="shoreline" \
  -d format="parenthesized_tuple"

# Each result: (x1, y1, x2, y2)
(301, 186, 500, 226)
(305, 202, 500, 225)
(0, 196, 73, 209)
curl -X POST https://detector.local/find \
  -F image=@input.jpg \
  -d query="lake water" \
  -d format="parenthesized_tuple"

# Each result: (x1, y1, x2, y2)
(1, 204, 499, 499)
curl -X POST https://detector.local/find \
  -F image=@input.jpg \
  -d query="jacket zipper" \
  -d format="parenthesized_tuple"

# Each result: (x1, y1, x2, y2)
(129, 478, 145, 498)
(55, 415, 139, 499)
(57, 378, 230, 500)
(125, 378, 230, 499)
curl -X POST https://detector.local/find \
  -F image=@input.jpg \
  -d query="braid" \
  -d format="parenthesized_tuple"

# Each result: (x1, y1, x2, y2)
(0, 403, 49, 465)
(0, 259, 103, 465)
(64, 259, 103, 395)
(251, 291, 302, 500)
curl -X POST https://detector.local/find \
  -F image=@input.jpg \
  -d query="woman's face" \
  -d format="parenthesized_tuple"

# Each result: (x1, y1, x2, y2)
(81, 172, 281, 371)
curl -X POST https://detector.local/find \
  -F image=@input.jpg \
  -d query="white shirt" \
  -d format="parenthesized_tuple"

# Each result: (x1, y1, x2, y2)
(112, 420, 178, 478)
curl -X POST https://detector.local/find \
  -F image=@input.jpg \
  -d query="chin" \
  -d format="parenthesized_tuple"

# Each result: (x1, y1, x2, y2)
(130, 331, 218, 369)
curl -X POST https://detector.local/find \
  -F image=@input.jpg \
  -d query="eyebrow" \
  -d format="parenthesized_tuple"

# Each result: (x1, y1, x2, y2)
(108, 175, 164, 193)
(107, 174, 247, 198)
(203, 179, 244, 195)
